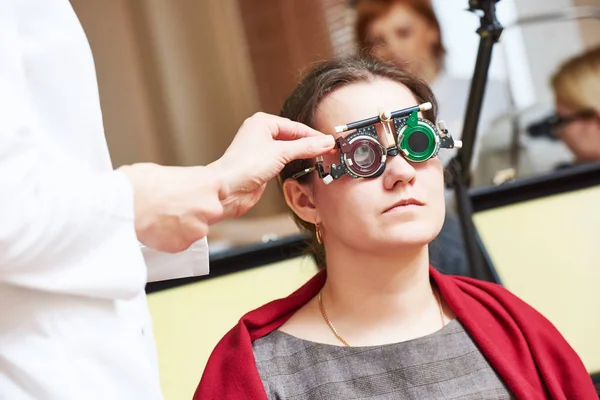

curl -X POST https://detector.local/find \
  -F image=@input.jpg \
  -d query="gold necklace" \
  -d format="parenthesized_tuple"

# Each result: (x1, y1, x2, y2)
(318, 287, 445, 347)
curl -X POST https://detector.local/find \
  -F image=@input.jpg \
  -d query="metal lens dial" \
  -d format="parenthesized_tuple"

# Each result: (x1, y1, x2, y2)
(397, 116, 440, 163)
(342, 135, 385, 178)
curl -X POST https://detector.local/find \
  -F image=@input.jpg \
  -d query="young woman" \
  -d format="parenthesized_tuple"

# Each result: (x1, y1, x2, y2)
(194, 57, 596, 399)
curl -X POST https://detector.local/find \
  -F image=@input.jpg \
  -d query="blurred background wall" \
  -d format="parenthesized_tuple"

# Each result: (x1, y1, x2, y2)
(71, 0, 600, 250)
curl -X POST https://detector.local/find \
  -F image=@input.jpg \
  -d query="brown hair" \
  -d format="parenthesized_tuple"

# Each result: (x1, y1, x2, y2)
(354, 0, 446, 67)
(279, 56, 438, 268)
(552, 46, 600, 112)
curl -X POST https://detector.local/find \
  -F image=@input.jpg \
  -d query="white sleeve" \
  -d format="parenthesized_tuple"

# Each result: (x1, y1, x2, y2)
(142, 238, 210, 283)
(0, 1, 146, 299)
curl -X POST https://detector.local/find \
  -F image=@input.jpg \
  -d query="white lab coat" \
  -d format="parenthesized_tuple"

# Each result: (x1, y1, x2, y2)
(0, 1, 208, 399)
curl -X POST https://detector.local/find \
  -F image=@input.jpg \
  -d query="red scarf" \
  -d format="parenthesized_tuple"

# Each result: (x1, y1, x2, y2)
(194, 267, 596, 399)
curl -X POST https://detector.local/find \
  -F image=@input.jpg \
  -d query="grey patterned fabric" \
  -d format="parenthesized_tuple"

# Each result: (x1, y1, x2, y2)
(252, 319, 513, 400)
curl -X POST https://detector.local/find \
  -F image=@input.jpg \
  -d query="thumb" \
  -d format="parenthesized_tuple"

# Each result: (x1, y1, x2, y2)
(277, 135, 335, 163)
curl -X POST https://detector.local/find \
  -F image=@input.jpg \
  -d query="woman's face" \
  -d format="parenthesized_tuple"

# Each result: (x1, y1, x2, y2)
(366, 3, 438, 78)
(556, 102, 600, 163)
(285, 78, 445, 255)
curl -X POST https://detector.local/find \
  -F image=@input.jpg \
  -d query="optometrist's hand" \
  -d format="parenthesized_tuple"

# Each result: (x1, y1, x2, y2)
(119, 112, 334, 253)
(209, 112, 335, 221)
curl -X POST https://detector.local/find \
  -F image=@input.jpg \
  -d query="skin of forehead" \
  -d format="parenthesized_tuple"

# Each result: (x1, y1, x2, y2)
(315, 79, 424, 146)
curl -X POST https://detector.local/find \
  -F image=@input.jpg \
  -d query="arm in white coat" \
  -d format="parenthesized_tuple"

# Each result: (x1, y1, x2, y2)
(0, 1, 147, 299)
(0, 155, 148, 300)
(142, 239, 209, 283)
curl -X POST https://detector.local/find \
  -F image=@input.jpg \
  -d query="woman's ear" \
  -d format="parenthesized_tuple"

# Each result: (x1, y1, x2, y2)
(282, 179, 317, 224)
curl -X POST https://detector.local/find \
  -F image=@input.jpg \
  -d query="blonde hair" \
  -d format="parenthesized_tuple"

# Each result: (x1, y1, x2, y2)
(552, 46, 600, 111)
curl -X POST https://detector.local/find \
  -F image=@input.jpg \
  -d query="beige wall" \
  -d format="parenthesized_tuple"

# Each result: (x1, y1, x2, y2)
(238, 0, 334, 114)
(72, 0, 261, 166)
(235, 0, 335, 217)
(139, 0, 261, 167)
(72, 0, 335, 221)
(71, 0, 171, 166)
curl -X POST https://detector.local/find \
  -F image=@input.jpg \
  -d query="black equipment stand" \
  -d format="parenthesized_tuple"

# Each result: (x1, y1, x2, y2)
(446, 0, 504, 282)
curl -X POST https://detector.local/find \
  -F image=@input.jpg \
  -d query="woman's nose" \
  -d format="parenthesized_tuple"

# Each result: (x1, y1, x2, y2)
(382, 154, 416, 190)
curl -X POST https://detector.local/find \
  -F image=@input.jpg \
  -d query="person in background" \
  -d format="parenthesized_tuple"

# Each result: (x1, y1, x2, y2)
(194, 57, 596, 400)
(551, 46, 600, 166)
(353, 0, 511, 168)
(0, 1, 334, 399)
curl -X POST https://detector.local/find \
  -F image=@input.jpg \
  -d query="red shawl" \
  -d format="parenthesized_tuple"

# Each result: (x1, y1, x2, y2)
(194, 267, 596, 399)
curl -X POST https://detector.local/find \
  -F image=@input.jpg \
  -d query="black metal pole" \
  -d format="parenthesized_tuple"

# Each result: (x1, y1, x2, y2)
(459, 39, 494, 182)
(447, 0, 503, 282)
(459, 0, 504, 182)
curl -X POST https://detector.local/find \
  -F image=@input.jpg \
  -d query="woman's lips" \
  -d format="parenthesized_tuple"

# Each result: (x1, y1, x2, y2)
(383, 198, 425, 213)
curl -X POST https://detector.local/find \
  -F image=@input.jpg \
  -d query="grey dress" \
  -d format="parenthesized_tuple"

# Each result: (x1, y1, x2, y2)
(252, 319, 513, 400)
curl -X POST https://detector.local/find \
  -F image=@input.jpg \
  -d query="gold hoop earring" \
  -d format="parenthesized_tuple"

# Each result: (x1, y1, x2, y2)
(315, 223, 323, 244)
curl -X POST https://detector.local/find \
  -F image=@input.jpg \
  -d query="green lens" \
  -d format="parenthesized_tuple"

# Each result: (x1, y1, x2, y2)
(399, 123, 437, 162)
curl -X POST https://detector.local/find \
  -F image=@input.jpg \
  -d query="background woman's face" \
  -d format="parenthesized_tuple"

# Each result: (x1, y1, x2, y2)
(366, 3, 438, 78)
(312, 78, 445, 255)
(556, 102, 600, 163)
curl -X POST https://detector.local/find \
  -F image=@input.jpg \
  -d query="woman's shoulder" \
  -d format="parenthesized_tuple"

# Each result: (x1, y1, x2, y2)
(443, 272, 524, 301)
(196, 280, 322, 398)
(436, 270, 552, 323)
(437, 271, 580, 359)
(222, 270, 327, 343)
(437, 271, 597, 398)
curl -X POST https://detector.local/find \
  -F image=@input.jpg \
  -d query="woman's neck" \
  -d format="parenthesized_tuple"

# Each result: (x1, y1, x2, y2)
(324, 243, 430, 304)
(318, 240, 447, 345)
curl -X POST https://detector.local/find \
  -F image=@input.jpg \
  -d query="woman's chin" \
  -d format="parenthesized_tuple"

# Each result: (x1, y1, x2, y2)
(358, 226, 439, 253)
(387, 220, 440, 240)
